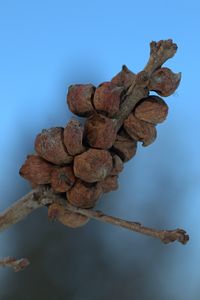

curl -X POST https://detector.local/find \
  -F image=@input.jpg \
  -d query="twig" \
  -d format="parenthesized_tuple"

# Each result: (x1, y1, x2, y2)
(144, 39, 178, 76)
(65, 202, 189, 245)
(0, 186, 61, 232)
(115, 39, 178, 129)
(0, 257, 30, 272)
(0, 187, 189, 245)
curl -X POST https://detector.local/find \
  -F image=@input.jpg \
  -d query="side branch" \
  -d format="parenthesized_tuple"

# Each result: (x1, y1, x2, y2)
(0, 257, 30, 272)
(0, 187, 189, 245)
(114, 39, 178, 129)
(144, 39, 178, 76)
(0, 187, 60, 232)
(65, 203, 189, 245)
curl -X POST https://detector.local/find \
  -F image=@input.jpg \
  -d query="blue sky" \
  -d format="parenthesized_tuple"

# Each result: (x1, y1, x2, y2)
(0, 1, 200, 299)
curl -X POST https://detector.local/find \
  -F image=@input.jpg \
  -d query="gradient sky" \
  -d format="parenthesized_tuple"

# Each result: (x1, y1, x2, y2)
(0, 1, 200, 299)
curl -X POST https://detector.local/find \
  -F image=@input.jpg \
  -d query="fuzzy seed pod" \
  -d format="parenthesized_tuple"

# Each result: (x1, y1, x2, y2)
(35, 127, 73, 165)
(135, 96, 168, 124)
(51, 166, 75, 192)
(67, 179, 103, 208)
(124, 114, 157, 146)
(110, 154, 124, 175)
(67, 84, 95, 116)
(111, 65, 136, 89)
(149, 67, 181, 97)
(85, 114, 117, 149)
(74, 149, 113, 183)
(112, 130, 137, 162)
(93, 82, 124, 116)
(19, 155, 54, 185)
(63, 119, 85, 156)
(48, 203, 89, 228)
(99, 175, 119, 193)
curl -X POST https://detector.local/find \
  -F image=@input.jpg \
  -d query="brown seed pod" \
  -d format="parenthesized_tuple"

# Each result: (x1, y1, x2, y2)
(35, 127, 73, 165)
(112, 130, 137, 162)
(51, 166, 76, 192)
(135, 96, 168, 124)
(149, 67, 181, 97)
(99, 175, 119, 193)
(48, 203, 89, 228)
(124, 114, 157, 146)
(85, 114, 117, 149)
(110, 154, 124, 175)
(67, 179, 103, 208)
(67, 84, 95, 116)
(111, 65, 136, 89)
(74, 148, 113, 183)
(93, 82, 124, 116)
(19, 155, 54, 185)
(63, 119, 85, 156)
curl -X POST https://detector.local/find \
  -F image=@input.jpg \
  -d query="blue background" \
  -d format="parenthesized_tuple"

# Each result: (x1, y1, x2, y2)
(0, 0, 200, 299)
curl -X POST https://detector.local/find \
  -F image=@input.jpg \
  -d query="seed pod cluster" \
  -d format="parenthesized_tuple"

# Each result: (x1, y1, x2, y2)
(19, 63, 178, 228)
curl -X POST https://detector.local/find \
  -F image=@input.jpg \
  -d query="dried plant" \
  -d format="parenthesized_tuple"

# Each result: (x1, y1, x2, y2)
(0, 39, 189, 271)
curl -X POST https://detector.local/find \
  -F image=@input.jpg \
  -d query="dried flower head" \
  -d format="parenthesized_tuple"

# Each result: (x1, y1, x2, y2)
(19, 155, 54, 185)
(110, 154, 124, 175)
(124, 114, 157, 146)
(64, 119, 85, 156)
(135, 95, 168, 124)
(85, 114, 117, 149)
(111, 65, 136, 89)
(67, 84, 95, 116)
(93, 82, 124, 116)
(51, 166, 75, 192)
(35, 127, 73, 165)
(149, 67, 181, 96)
(48, 203, 89, 228)
(99, 175, 119, 193)
(73, 148, 113, 183)
(112, 130, 137, 161)
(67, 179, 103, 208)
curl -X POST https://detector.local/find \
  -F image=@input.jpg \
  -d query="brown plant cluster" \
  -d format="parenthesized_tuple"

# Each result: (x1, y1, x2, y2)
(0, 40, 189, 273)
(19, 48, 180, 229)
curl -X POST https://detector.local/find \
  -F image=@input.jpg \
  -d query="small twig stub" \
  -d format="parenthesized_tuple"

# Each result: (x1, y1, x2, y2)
(0, 257, 30, 272)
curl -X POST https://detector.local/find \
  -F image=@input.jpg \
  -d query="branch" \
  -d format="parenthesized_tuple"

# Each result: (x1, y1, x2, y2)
(144, 39, 178, 76)
(0, 187, 189, 245)
(0, 257, 30, 272)
(65, 202, 189, 245)
(115, 39, 178, 129)
(0, 186, 61, 232)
